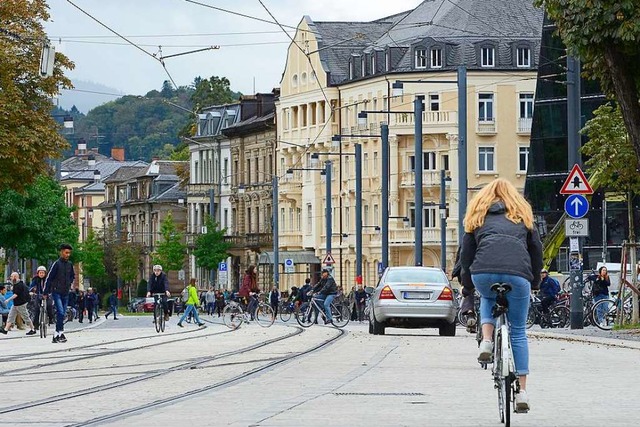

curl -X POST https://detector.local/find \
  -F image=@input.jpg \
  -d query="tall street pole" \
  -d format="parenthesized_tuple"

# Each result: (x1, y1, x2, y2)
(381, 124, 390, 270)
(414, 96, 424, 266)
(457, 66, 468, 243)
(567, 55, 584, 330)
(325, 161, 332, 260)
(116, 200, 122, 296)
(355, 143, 363, 284)
(209, 188, 215, 287)
(440, 169, 447, 272)
(272, 176, 279, 289)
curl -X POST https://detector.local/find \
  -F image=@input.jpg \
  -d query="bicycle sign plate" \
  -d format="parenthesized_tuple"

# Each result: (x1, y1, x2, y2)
(565, 219, 588, 237)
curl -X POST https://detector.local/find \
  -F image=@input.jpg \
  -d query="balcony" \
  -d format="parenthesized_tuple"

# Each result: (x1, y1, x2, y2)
(389, 110, 457, 134)
(518, 117, 532, 134)
(400, 170, 442, 188)
(223, 232, 273, 249)
(280, 232, 301, 248)
(187, 183, 214, 197)
(477, 120, 497, 135)
(389, 227, 457, 245)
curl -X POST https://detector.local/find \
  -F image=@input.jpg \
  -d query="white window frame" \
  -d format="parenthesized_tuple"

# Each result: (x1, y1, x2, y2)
(361, 56, 366, 76)
(516, 47, 531, 67)
(478, 146, 496, 173)
(408, 203, 438, 228)
(518, 146, 530, 173)
(385, 51, 390, 71)
(478, 93, 495, 122)
(306, 203, 312, 234)
(373, 204, 379, 226)
(363, 152, 369, 175)
(481, 46, 495, 68)
(519, 93, 534, 119)
(430, 47, 442, 68)
(415, 48, 427, 69)
(429, 93, 440, 111)
(370, 54, 376, 74)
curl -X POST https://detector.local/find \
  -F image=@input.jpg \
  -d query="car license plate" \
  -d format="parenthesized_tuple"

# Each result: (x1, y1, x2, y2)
(404, 291, 431, 300)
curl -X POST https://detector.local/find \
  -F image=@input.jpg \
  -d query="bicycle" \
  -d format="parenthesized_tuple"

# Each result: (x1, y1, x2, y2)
(478, 283, 525, 426)
(39, 296, 48, 338)
(152, 293, 167, 333)
(295, 294, 350, 329)
(278, 300, 296, 322)
(592, 291, 633, 330)
(525, 294, 569, 329)
(222, 294, 274, 329)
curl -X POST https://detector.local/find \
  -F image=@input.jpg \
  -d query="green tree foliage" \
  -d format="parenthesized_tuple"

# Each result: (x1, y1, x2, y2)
(535, 0, 640, 166)
(190, 75, 240, 110)
(0, 175, 78, 263)
(193, 216, 232, 271)
(80, 229, 106, 280)
(0, 0, 74, 191)
(115, 242, 142, 285)
(153, 213, 186, 272)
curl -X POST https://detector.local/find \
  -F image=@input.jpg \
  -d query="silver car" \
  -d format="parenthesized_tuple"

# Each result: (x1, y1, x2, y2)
(368, 266, 457, 336)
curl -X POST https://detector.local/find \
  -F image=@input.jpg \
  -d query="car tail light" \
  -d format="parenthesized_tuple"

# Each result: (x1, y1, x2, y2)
(379, 285, 396, 300)
(437, 287, 453, 301)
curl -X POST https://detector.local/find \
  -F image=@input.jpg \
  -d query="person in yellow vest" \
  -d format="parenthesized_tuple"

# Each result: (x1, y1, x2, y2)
(178, 278, 205, 328)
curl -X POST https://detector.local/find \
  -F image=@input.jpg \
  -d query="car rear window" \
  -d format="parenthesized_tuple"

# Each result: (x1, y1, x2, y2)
(385, 269, 448, 284)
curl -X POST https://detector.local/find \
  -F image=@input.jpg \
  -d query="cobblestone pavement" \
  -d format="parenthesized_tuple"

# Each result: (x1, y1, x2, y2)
(1, 316, 638, 426)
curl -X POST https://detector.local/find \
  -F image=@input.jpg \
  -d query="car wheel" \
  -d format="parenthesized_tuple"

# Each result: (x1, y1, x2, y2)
(368, 319, 373, 334)
(439, 320, 456, 337)
(370, 308, 385, 335)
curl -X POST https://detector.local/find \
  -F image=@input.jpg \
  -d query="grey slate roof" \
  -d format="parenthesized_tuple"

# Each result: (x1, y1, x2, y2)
(62, 160, 148, 182)
(195, 103, 242, 138)
(307, 0, 544, 86)
(103, 166, 148, 183)
(148, 182, 186, 202)
(77, 182, 105, 193)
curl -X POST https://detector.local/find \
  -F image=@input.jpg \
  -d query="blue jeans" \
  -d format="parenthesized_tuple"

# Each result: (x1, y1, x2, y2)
(593, 293, 609, 323)
(51, 292, 69, 333)
(179, 305, 201, 324)
(313, 294, 336, 321)
(472, 273, 531, 376)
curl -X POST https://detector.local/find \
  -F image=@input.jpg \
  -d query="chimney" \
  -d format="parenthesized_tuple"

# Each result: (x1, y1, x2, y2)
(78, 139, 87, 155)
(111, 147, 125, 161)
(87, 155, 96, 167)
(93, 170, 101, 182)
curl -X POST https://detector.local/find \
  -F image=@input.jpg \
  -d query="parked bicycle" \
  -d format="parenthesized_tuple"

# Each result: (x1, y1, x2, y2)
(222, 293, 274, 329)
(526, 293, 569, 329)
(592, 290, 634, 330)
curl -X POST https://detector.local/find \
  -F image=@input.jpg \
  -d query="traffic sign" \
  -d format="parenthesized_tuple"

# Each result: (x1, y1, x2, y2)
(565, 219, 589, 237)
(218, 262, 227, 272)
(560, 164, 593, 195)
(284, 258, 294, 273)
(564, 194, 589, 219)
(323, 252, 336, 265)
(377, 262, 384, 278)
(178, 269, 185, 281)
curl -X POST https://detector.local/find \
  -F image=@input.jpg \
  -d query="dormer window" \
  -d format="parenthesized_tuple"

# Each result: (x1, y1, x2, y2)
(361, 56, 367, 76)
(516, 46, 531, 67)
(481, 46, 495, 67)
(349, 60, 354, 79)
(385, 51, 390, 71)
(370, 54, 376, 74)
(415, 48, 427, 68)
(430, 47, 442, 68)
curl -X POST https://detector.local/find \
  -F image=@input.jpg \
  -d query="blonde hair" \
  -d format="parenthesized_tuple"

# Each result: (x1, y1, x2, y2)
(464, 178, 534, 233)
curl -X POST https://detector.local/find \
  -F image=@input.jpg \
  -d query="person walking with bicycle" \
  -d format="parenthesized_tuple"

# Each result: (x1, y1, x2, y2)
(46, 244, 75, 343)
(312, 269, 338, 324)
(178, 278, 205, 327)
(30, 266, 54, 330)
(460, 178, 543, 412)
(0, 273, 37, 336)
(147, 265, 171, 321)
(592, 266, 610, 323)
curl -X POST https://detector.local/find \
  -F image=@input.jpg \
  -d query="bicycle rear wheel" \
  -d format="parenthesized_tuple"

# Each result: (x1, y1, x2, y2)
(279, 306, 292, 322)
(223, 304, 243, 329)
(592, 298, 617, 330)
(550, 306, 570, 328)
(330, 302, 350, 328)
(295, 302, 314, 328)
(255, 303, 275, 328)
(525, 306, 536, 329)
(154, 304, 162, 333)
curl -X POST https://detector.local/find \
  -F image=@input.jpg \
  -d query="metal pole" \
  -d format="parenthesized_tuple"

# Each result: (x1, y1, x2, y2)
(440, 169, 447, 272)
(209, 188, 215, 287)
(273, 176, 279, 289)
(414, 96, 424, 266)
(381, 124, 390, 269)
(116, 200, 122, 296)
(567, 55, 584, 330)
(602, 196, 607, 262)
(355, 143, 363, 283)
(325, 161, 332, 259)
(457, 66, 468, 243)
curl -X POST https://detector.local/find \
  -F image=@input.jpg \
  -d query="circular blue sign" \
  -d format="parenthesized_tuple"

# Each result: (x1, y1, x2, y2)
(564, 194, 589, 219)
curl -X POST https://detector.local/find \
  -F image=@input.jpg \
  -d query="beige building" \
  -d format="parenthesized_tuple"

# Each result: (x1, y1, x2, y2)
(275, 1, 543, 289)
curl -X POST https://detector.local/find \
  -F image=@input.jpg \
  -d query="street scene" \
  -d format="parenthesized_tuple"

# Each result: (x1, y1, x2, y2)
(2, 0, 640, 426)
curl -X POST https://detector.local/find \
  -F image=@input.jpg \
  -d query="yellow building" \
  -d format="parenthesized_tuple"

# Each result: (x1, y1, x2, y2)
(275, 1, 543, 289)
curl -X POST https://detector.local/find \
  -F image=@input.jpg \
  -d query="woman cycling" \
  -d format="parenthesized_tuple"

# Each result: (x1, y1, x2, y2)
(460, 178, 542, 412)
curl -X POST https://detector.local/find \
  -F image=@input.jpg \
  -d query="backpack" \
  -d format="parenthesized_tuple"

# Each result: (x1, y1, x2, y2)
(181, 287, 189, 302)
(551, 278, 560, 295)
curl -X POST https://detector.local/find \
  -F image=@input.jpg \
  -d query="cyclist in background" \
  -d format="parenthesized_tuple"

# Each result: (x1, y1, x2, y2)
(538, 269, 560, 313)
(30, 266, 54, 330)
(147, 265, 170, 321)
(460, 178, 542, 412)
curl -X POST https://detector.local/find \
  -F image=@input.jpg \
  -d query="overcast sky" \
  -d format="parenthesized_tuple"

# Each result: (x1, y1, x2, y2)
(45, 0, 420, 105)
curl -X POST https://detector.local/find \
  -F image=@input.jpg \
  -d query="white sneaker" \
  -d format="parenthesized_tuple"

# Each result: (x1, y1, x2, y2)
(515, 390, 530, 412)
(478, 340, 493, 362)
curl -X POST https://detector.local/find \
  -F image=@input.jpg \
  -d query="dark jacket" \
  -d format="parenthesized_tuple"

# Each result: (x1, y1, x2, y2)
(460, 202, 543, 288)
(108, 294, 118, 307)
(45, 258, 75, 295)
(11, 281, 30, 306)
(85, 293, 97, 308)
(147, 272, 170, 294)
(299, 284, 312, 302)
(452, 246, 475, 296)
(239, 273, 257, 297)
(30, 277, 50, 296)
(539, 276, 560, 298)
(592, 276, 610, 297)
(354, 289, 367, 304)
(314, 276, 338, 296)
(77, 294, 85, 310)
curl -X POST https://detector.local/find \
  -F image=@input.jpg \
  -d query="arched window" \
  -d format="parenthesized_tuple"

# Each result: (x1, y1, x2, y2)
(301, 72, 307, 85)
(292, 74, 298, 87)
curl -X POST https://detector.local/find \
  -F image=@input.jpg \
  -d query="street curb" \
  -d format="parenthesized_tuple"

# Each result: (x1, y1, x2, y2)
(529, 330, 640, 351)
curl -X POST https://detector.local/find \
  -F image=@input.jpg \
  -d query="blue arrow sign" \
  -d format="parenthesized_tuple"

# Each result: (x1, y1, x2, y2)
(564, 194, 589, 219)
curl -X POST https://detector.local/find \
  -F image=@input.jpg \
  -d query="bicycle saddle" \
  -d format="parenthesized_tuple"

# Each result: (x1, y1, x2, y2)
(490, 283, 512, 293)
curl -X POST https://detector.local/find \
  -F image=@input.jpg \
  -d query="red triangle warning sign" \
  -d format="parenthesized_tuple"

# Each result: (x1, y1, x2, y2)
(323, 252, 336, 264)
(560, 164, 593, 195)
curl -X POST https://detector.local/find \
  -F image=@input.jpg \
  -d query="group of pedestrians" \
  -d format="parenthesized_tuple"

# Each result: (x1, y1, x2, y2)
(202, 288, 227, 317)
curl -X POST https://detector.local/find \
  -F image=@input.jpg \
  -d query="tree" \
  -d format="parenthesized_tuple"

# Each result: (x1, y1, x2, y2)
(0, 0, 74, 191)
(535, 1, 640, 167)
(153, 212, 186, 272)
(80, 229, 106, 281)
(190, 75, 239, 110)
(0, 175, 78, 266)
(115, 242, 141, 287)
(193, 216, 232, 272)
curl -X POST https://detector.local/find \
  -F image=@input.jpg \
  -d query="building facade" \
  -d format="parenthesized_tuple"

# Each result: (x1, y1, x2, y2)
(276, 0, 544, 288)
